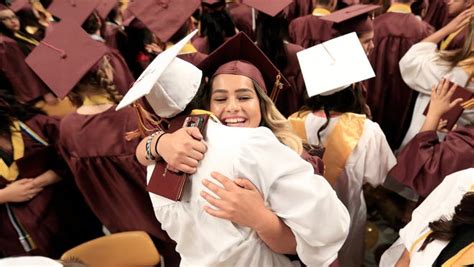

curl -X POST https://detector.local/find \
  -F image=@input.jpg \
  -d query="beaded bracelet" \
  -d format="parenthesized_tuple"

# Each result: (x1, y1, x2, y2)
(145, 131, 162, 161)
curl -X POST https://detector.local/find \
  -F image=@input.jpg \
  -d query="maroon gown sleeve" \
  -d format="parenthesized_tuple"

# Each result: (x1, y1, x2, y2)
(0, 35, 50, 102)
(389, 126, 474, 197)
(300, 149, 325, 175)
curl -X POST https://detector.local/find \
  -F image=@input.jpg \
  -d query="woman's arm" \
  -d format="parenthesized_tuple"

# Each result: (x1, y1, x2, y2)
(0, 179, 42, 204)
(32, 170, 61, 188)
(422, 8, 474, 44)
(136, 127, 207, 173)
(201, 172, 297, 254)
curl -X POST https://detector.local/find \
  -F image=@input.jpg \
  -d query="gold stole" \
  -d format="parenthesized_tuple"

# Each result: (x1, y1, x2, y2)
(312, 8, 331, 16)
(289, 112, 365, 186)
(13, 32, 39, 46)
(440, 27, 465, 50)
(0, 121, 24, 181)
(387, 3, 412, 13)
(82, 94, 114, 106)
(166, 42, 198, 55)
(288, 110, 311, 142)
(322, 113, 365, 186)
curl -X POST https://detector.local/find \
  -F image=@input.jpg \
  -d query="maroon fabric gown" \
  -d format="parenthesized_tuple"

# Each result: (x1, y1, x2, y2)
(192, 36, 210, 55)
(274, 42, 306, 117)
(59, 106, 180, 267)
(0, 115, 102, 258)
(389, 127, 474, 198)
(0, 35, 50, 102)
(226, 2, 254, 41)
(284, 0, 314, 22)
(423, 0, 450, 30)
(367, 12, 433, 149)
(288, 14, 335, 48)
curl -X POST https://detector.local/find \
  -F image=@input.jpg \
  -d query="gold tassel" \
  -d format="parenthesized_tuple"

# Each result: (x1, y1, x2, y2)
(125, 102, 167, 141)
(270, 74, 283, 102)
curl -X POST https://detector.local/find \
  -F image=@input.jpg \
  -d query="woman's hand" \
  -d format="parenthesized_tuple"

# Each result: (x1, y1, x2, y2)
(201, 172, 298, 254)
(201, 172, 266, 229)
(156, 127, 207, 174)
(0, 179, 43, 203)
(443, 8, 474, 34)
(420, 79, 463, 132)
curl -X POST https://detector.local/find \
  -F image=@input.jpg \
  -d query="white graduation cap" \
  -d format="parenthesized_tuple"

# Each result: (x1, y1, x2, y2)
(116, 30, 203, 118)
(297, 32, 375, 97)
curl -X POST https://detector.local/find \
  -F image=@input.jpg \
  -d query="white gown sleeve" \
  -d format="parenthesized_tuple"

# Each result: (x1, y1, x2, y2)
(236, 127, 350, 267)
(399, 42, 450, 95)
(353, 121, 397, 187)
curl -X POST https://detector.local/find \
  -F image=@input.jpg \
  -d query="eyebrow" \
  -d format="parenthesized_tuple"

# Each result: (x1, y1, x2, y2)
(212, 88, 254, 94)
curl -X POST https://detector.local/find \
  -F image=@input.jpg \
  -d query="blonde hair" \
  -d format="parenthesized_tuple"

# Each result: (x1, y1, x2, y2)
(439, 17, 474, 85)
(253, 82, 304, 154)
(68, 56, 123, 107)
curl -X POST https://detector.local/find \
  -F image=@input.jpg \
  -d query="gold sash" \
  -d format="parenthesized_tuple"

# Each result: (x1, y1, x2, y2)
(288, 110, 311, 142)
(312, 8, 331, 16)
(289, 112, 365, 186)
(166, 42, 198, 55)
(322, 113, 365, 186)
(387, 3, 412, 13)
(0, 121, 24, 181)
(440, 27, 465, 51)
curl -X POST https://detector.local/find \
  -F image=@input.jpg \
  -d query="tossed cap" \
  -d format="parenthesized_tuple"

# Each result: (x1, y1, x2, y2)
(116, 29, 203, 118)
(25, 20, 109, 99)
(48, 0, 98, 24)
(297, 32, 375, 97)
(96, 0, 118, 19)
(242, 0, 293, 17)
(197, 31, 290, 101)
(127, 0, 200, 43)
(201, 0, 224, 4)
(321, 4, 380, 35)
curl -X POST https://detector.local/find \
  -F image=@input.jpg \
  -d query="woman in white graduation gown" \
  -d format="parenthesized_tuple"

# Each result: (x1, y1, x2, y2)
(380, 168, 474, 266)
(125, 32, 350, 266)
(399, 8, 474, 147)
(289, 33, 396, 267)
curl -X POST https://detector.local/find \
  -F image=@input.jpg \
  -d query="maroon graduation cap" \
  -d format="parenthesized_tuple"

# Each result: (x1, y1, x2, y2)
(197, 31, 291, 101)
(127, 0, 200, 43)
(25, 20, 109, 99)
(242, 0, 293, 17)
(321, 4, 380, 35)
(48, 0, 98, 24)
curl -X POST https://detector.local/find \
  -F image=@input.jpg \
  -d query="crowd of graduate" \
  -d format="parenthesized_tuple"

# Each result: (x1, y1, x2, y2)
(0, 0, 473, 266)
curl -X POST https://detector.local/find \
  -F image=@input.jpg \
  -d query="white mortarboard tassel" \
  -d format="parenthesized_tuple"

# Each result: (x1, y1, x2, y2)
(297, 32, 375, 97)
(116, 30, 203, 118)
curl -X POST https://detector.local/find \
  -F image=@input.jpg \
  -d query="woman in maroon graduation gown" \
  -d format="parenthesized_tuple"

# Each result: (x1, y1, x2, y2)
(58, 57, 180, 266)
(389, 79, 474, 198)
(367, 0, 434, 150)
(0, 92, 102, 258)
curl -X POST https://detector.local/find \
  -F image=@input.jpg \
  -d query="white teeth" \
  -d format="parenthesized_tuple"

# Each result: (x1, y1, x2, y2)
(225, 118, 245, 123)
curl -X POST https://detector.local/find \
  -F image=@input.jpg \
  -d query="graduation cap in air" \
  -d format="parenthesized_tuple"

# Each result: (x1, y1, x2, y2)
(321, 4, 380, 36)
(197, 31, 290, 102)
(127, 0, 200, 43)
(242, 0, 293, 17)
(297, 32, 375, 97)
(116, 30, 202, 118)
(96, 0, 118, 19)
(48, 0, 98, 24)
(25, 20, 109, 99)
